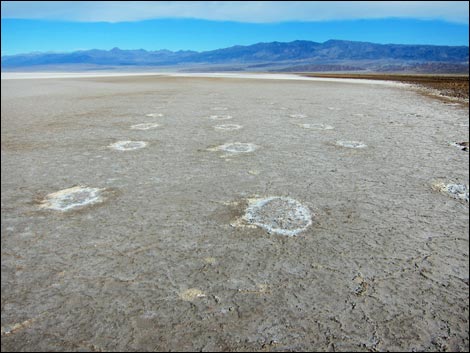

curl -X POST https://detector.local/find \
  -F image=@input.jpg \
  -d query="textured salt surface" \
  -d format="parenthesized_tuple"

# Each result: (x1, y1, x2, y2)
(2, 74, 468, 352)
(289, 114, 307, 118)
(145, 113, 163, 118)
(243, 197, 312, 236)
(39, 186, 104, 211)
(108, 141, 147, 151)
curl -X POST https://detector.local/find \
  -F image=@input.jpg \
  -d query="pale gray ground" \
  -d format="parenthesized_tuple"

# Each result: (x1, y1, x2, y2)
(1, 75, 469, 352)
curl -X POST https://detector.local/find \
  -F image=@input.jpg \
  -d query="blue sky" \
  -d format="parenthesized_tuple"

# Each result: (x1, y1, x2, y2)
(1, 1, 469, 55)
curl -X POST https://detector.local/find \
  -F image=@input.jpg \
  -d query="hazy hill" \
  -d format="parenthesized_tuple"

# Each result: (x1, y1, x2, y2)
(2, 39, 468, 73)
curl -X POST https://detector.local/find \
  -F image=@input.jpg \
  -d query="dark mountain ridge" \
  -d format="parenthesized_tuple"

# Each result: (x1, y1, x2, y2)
(2, 39, 468, 73)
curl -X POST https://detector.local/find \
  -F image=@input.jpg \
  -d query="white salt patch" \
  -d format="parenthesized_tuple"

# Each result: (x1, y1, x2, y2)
(433, 182, 469, 202)
(298, 123, 334, 130)
(130, 123, 160, 130)
(214, 124, 242, 131)
(39, 186, 104, 211)
(328, 107, 342, 111)
(145, 113, 163, 118)
(336, 140, 367, 149)
(179, 288, 206, 301)
(109, 141, 147, 151)
(210, 142, 258, 154)
(289, 114, 307, 118)
(449, 142, 469, 151)
(208, 115, 233, 121)
(211, 107, 228, 111)
(243, 196, 312, 236)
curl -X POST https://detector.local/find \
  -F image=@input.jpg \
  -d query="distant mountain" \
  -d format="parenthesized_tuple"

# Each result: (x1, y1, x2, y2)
(2, 40, 468, 73)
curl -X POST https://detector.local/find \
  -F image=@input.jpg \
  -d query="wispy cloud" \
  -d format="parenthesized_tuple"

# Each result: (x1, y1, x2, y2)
(1, 1, 469, 24)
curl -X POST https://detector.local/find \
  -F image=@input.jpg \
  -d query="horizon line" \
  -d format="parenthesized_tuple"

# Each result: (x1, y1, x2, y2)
(3, 38, 469, 58)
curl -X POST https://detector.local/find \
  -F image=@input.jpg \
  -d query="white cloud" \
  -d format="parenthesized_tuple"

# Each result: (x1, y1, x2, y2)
(1, 1, 469, 24)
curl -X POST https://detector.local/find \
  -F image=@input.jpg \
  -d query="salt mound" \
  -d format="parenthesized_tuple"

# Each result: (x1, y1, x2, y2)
(217, 142, 257, 153)
(243, 197, 312, 236)
(208, 142, 257, 154)
(298, 123, 334, 130)
(433, 182, 469, 202)
(214, 124, 242, 131)
(131, 123, 159, 130)
(109, 141, 147, 151)
(208, 115, 233, 121)
(336, 140, 367, 149)
(39, 186, 104, 211)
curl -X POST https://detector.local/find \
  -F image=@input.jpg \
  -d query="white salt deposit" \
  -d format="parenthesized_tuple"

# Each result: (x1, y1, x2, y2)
(433, 182, 469, 202)
(109, 141, 147, 151)
(297, 123, 334, 130)
(130, 123, 160, 130)
(208, 115, 233, 121)
(39, 186, 105, 211)
(210, 142, 257, 154)
(336, 140, 367, 149)
(243, 196, 312, 236)
(214, 124, 242, 131)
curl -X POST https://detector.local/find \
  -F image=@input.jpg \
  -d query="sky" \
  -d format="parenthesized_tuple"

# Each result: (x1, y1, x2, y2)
(1, 1, 469, 55)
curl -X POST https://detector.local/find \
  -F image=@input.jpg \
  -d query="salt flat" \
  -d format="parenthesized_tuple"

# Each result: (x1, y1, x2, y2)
(1, 74, 468, 351)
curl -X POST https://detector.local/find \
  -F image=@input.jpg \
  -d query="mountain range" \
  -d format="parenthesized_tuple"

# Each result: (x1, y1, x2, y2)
(2, 40, 469, 73)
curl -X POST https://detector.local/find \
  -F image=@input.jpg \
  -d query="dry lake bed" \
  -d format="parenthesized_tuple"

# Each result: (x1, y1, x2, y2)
(1, 73, 469, 351)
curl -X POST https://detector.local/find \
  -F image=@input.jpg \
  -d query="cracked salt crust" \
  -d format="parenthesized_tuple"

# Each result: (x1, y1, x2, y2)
(39, 186, 105, 211)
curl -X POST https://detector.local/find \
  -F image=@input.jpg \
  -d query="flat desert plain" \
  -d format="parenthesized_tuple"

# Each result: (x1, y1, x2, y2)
(1, 73, 469, 351)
